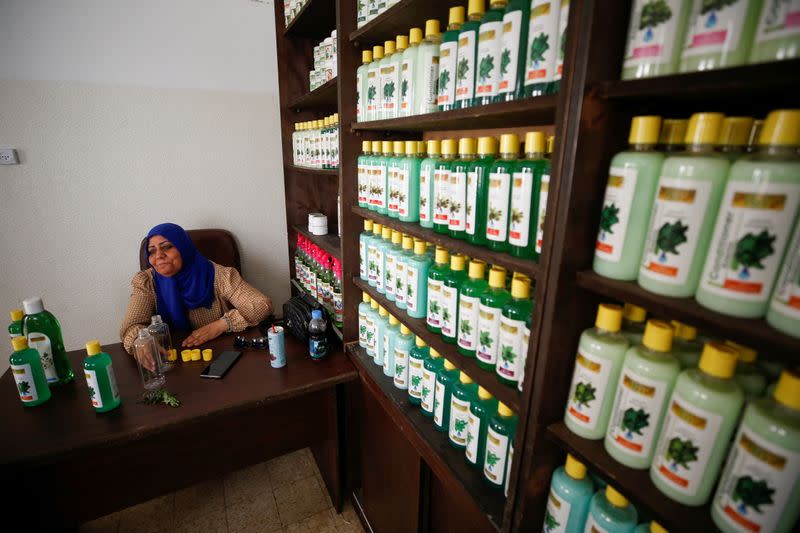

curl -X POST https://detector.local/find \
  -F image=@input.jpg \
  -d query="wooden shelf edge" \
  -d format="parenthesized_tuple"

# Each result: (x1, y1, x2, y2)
(290, 279, 344, 341)
(283, 0, 336, 38)
(292, 224, 342, 259)
(288, 77, 338, 109)
(285, 163, 339, 177)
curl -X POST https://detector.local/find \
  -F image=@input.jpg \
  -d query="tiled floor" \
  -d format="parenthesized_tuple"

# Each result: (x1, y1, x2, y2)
(79, 448, 364, 533)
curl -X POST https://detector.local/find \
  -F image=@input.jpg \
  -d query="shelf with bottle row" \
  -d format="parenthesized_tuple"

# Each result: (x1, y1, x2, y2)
(289, 77, 338, 110)
(350, 0, 463, 45)
(284, 0, 337, 39)
(289, 278, 344, 341)
(346, 342, 506, 531)
(292, 224, 341, 259)
(546, 421, 715, 533)
(575, 270, 800, 361)
(352, 206, 540, 279)
(353, 276, 522, 412)
(284, 163, 339, 177)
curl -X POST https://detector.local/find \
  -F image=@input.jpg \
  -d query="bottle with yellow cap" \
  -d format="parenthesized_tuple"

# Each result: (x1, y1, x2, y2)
(496, 0, 530, 102)
(406, 239, 434, 319)
(400, 28, 423, 117)
(465, 386, 498, 467)
(768, 215, 800, 337)
(449, 138, 477, 239)
(712, 369, 800, 533)
(497, 276, 533, 387)
(726, 341, 767, 398)
(477, 268, 512, 371)
(605, 320, 681, 468)
(671, 321, 703, 369)
(534, 146, 551, 258)
(698, 109, 800, 318)
(395, 235, 415, 309)
(382, 314, 401, 375)
(83, 340, 121, 412)
(466, 136, 498, 245)
(441, 254, 468, 343)
(359, 219, 374, 281)
(458, 260, 489, 356)
(438, 7, 466, 111)
(474, 0, 508, 105)
(552, 0, 569, 89)
(634, 521, 669, 533)
(407, 335, 430, 403)
(564, 304, 630, 439)
(420, 347, 445, 415)
(365, 298, 380, 358)
(366, 45, 384, 121)
(376, 225, 393, 294)
(9, 336, 51, 407)
(387, 141, 405, 218)
(433, 139, 457, 233)
(621, 303, 647, 345)
(523, 0, 561, 97)
(357, 141, 371, 207)
(434, 359, 460, 431)
(426, 247, 451, 333)
(621, 0, 692, 80)
(378, 141, 393, 215)
(377, 40, 397, 121)
(8, 309, 23, 339)
(594, 116, 665, 281)
(585, 485, 638, 533)
(455, 0, 486, 108)
(385, 231, 403, 302)
(373, 306, 390, 367)
(398, 140, 421, 222)
(485, 133, 520, 252)
(367, 141, 382, 211)
(358, 292, 372, 348)
(391, 323, 415, 381)
(414, 19, 442, 115)
(746, 119, 763, 154)
(483, 401, 517, 488)
(750, 3, 800, 64)
(391, 36, 409, 119)
(716, 116, 754, 160)
(449, 371, 479, 448)
(638, 112, 731, 297)
(419, 139, 441, 228)
(659, 119, 688, 153)
(543, 454, 594, 533)
(510, 131, 548, 259)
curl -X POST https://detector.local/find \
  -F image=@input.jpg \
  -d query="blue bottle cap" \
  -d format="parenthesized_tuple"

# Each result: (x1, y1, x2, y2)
(312, 310, 323, 319)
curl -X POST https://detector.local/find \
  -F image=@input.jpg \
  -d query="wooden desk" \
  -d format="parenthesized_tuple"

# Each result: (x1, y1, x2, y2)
(1, 329, 356, 528)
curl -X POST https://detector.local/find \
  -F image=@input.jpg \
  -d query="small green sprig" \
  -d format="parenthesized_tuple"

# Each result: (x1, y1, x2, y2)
(140, 388, 181, 408)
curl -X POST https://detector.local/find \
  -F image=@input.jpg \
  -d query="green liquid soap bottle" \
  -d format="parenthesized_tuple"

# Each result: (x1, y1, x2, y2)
(395, 235, 414, 310)
(360, 219, 374, 281)
(605, 320, 680, 469)
(406, 240, 433, 319)
(414, 19, 442, 115)
(510, 131, 547, 260)
(697, 110, 800, 318)
(8, 309, 23, 339)
(426, 247, 450, 333)
(387, 141, 404, 219)
(712, 369, 800, 533)
(621, 0, 692, 80)
(467, 136, 498, 245)
(564, 304, 630, 440)
(533, 136, 554, 257)
(22, 296, 74, 385)
(477, 267, 512, 371)
(358, 292, 372, 348)
(726, 341, 767, 399)
(365, 298, 380, 358)
(679, 0, 763, 72)
(438, 7, 465, 112)
(518, 312, 531, 393)
(434, 359, 460, 432)
(458, 259, 489, 356)
(400, 28, 422, 117)
(523, 0, 560, 97)
(391, 324, 415, 379)
(659, 119, 688, 153)
(496, 0, 530, 102)
(594, 116, 665, 281)
(474, 0, 508, 106)
(407, 335, 429, 404)
(551, 0, 569, 93)
(367, 222, 382, 287)
(398, 140, 421, 222)
(381, 314, 400, 374)
(449, 372, 478, 448)
(9, 336, 51, 407)
(455, 0, 486, 109)
(543, 454, 594, 533)
(378, 141, 393, 215)
(385, 230, 403, 302)
(356, 49, 372, 122)
(585, 486, 638, 533)
(638, 112, 730, 298)
(485, 133, 520, 253)
(421, 348, 445, 416)
(376, 226, 393, 294)
(620, 303, 647, 345)
(385, 37, 406, 120)
(434, 139, 457, 234)
(484, 401, 518, 489)
(419, 139, 441, 228)
(358, 141, 371, 208)
(670, 321, 703, 369)
(83, 340, 121, 413)
(366, 46, 384, 121)
(449, 138, 477, 239)
(768, 215, 800, 337)
(391, 325, 409, 391)
(366, 141, 380, 212)
(633, 521, 669, 533)
(441, 254, 467, 344)
(373, 306, 389, 367)
(497, 276, 533, 387)
(466, 386, 498, 468)
(715, 116, 754, 161)
(650, 342, 745, 506)
(750, 2, 800, 64)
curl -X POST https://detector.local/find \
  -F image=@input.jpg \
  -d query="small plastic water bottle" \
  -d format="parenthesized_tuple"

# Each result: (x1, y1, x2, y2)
(148, 315, 174, 371)
(308, 310, 328, 362)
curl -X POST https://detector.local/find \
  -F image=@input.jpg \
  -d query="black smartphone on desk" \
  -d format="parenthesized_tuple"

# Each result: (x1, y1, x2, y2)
(200, 350, 242, 379)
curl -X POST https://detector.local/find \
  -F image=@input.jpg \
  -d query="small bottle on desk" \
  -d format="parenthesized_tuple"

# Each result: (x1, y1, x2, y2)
(83, 340, 121, 413)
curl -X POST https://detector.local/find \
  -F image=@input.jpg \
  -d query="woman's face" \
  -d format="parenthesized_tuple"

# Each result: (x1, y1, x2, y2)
(148, 235, 183, 277)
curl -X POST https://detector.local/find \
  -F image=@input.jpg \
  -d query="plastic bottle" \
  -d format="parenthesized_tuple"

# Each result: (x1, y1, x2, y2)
(438, 7, 466, 112)
(426, 247, 451, 333)
(534, 138, 553, 257)
(374, 305, 389, 367)
(458, 260, 489, 356)
(8, 309, 23, 339)
(406, 240, 433, 319)
(366, 45, 384, 121)
(382, 314, 400, 374)
(697, 110, 800, 318)
(594, 116, 665, 281)
(449, 372, 478, 447)
(386, 36, 407, 120)
(449, 138, 476, 239)
(633, 521, 668, 533)
(585, 486, 638, 533)
(407, 336, 430, 404)
(466, 386, 498, 468)
(523, 0, 560, 97)
(497, 276, 533, 387)
(726, 341, 767, 399)
(638, 112, 730, 297)
(496, 0, 530, 102)
(133, 328, 165, 390)
(398, 140, 421, 222)
(477, 267, 512, 370)
(83, 340, 121, 413)
(456, 0, 486, 109)
(434, 359, 460, 432)
(552, 0, 570, 92)
(148, 314, 174, 371)
(485, 133, 520, 252)
(543, 454, 594, 533)
(358, 141, 371, 207)
(767, 216, 800, 337)
(387, 141, 403, 219)
(365, 298, 380, 358)
(376, 225, 392, 294)
(484, 401, 517, 489)
(716, 116, 754, 161)
(659, 119, 688, 153)
(621, 0, 692, 80)
(9, 336, 51, 407)
(510, 131, 548, 259)
(379, 141, 393, 215)
(474, 0, 508, 106)
(22, 296, 74, 385)
(414, 20, 442, 115)
(433, 139, 456, 233)
(421, 348, 445, 416)
(358, 292, 372, 348)
(749, 2, 800, 64)
(419, 139, 441, 228)
(367, 141, 381, 211)
(650, 342, 745, 505)
(441, 254, 467, 343)
(518, 313, 531, 393)
(466, 137, 498, 245)
(391, 323, 414, 380)
(385, 230, 403, 302)
(564, 304, 629, 439)
(620, 303, 647, 345)
(361, 220, 375, 282)
(308, 309, 328, 361)
(400, 28, 423, 117)
(395, 235, 415, 310)
(357, 0, 369, 29)
(711, 369, 800, 533)
(671, 321, 703, 369)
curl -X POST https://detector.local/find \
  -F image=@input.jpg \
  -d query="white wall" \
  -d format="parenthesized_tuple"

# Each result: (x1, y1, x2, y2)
(0, 0, 289, 373)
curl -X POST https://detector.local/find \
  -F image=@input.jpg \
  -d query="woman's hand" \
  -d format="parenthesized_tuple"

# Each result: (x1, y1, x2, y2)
(134, 341, 158, 373)
(182, 319, 228, 348)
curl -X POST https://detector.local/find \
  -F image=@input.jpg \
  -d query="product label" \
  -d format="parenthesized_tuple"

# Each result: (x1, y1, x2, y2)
(397, 168, 410, 216)
(476, 21, 502, 97)
(408, 358, 424, 399)
(434, 379, 447, 426)
(498, 11, 523, 95)
(509, 170, 535, 247)
(309, 337, 328, 360)
(437, 41, 458, 105)
(554, 1, 569, 80)
(458, 294, 481, 350)
(714, 426, 800, 533)
(506, 440, 514, 496)
(466, 170, 479, 234)
(700, 181, 800, 302)
(755, 0, 800, 43)
(486, 171, 511, 242)
(421, 367, 437, 412)
(383, 338, 394, 374)
(624, 0, 684, 69)
(359, 239, 367, 278)
(400, 58, 415, 113)
(84, 369, 104, 408)
(440, 285, 459, 338)
(448, 171, 468, 231)
(11, 363, 39, 403)
(682, 0, 749, 58)
(394, 348, 409, 388)
(526, 1, 560, 86)
(456, 31, 477, 103)
(395, 260, 407, 304)
(520, 323, 530, 393)
(334, 289, 343, 324)
(385, 254, 396, 296)
(770, 221, 800, 320)
(407, 266, 420, 312)
(544, 488, 571, 533)
(427, 278, 443, 328)
(381, 63, 399, 114)
(387, 164, 399, 214)
(367, 65, 380, 114)
(465, 411, 482, 463)
(595, 167, 638, 262)
(434, 167, 450, 225)
(359, 310, 367, 345)
(640, 176, 713, 285)
(497, 315, 525, 381)
(536, 173, 550, 253)
(365, 315, 376, 351)
(27, 332, 57, 383)
(420, 167, 433, 222)
(368, 243, 378, 281)
(422, 53, 440, 111)
(565, 349, 613, 432)
(376, 165, 387, 209)
(449, 396, 472, 445)
(484, 427, 509, 485)
(477, 304, 501, 365)
(607, 369, 670, 458)
(584, 516, 611, 533)
(375, 248, 385, 291)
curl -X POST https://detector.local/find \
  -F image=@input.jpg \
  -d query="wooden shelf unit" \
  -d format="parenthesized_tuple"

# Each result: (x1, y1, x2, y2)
(292, 224, 341, 259)
(289, 77, 338, 110)
(349, 0, 464, 44)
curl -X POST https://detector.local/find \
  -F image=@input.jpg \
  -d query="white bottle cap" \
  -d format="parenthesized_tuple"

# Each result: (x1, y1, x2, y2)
(22, 297, 44, 315)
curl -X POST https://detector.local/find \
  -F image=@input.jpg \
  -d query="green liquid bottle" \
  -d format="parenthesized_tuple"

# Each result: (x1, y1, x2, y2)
(485, 133, 520, 252)
(750, 2, 800, 64)
(621, 303, 647, 345)
(497, 276, 533, 387)
(377, 141, 392, 215)
(8, 309, 23, 339)
(564, 304, 629, 439)
(434, 139, 457, 234)
(367, 222, 382, 287)
(367, 140, 382, 212)
(395, 235, 414, 310)
(390, 323, 414, 380)
(552, 0, 569, 93)
(375, 226, 393, 294)
(398, 140, 421, 222)
(484, 401, 517, 489)
(726, 341, 767, 399)
(543, 454, 595, 533)
(585, 486, 639, 533)
(427, 247, 450, 333)
(659, 119, 688, 153)
(383, 37, 405, 120)
(634, 521, 669, 533)
(449, 138, 477, 239)
(476, 268, 512, 371)
(438, 7, 465, 112)
(358, 292, 372, 348)
(406, 240, 433, 319)
(474, 0, 508, 106)
(22, 296, 74, 385)
(9, 336, 51, 407)
(458, 259, 489, 356)
(358, 141, 371, 208)
(593, 116, 665, 281)
(767, 215, 800, 337)
(638, 112, 730, 298)
(419, 139, 441, 228)
(671, 321, 703, 369)
(373, 306, 389, 367)
(83, 340, 121, 413)
(365, 299, 380, 358)
(449, 372, 479, 448)
(434, 359, 460, 432)
(455, 0, 486, 109)
(518, 312, 531, 393)
(534, 136, 554, 257)
(523, 0, 560, 97)
(400, 28, 422, 118)
(712, 370, 800, 533)
(385, 230, 403, 302)
(605, 320, 680, 469)
(366, 46, 383, 121)
(414, 19, 442, 116)
(421, 348, 445, 416)
(496, 0, 530, 102)
(466, 386, 498, 468)
(697, 110, 800, 318)
(650, 342, 745, 505)
(441, 254, 467, 344)
(510, 131, 548, 259)
(467, 136, 498, 246)
(715, 116, 754, 161)
(621, 0, 692, 79)
(407, 335, 429, 404)
(387, 141, 404, 219)
(382, 314, 401, 376)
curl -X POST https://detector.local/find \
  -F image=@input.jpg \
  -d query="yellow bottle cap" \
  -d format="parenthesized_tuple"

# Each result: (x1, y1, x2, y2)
(405, 140, 417, 154)
(379, 306, 389, 317)
(10, 309, 23, 321)
(459, 371, 473, 384)
(468, 259, 486, 279)
(362, 291, 370, 303)
(372, 45, 384, 60)
(191, 349, 201, 361)
(468, 0, 486, 17)
(362, 50, 372, 64)
(364, 219, 373, 231)
(402, 235, 414, 250)
(477, 136, 498, 155)
(477, 386, 492, 400)
(391, 230, 402, 244)
(650, 521, 668, 533)
(430, 348, 441, 358)
(449, 6, 466, 25)
(499, 133, 520, 155)
(450, 254, 466, 271)
(427, 139, 441, 156)
(396, 35, 409, 51)
(393, 140, 405, 154)
(382, 226, 392, 240)
(409, 27, 423, 45)
(424, 19, 441, 38)
(373, 222, 383, 235)
(181, 349, 192, 362)
(370, 299, 379, 310)
(510, 277, 531, 299)
(547, 136, 555, 154)
(659, 119, 686, 146)
(371, 140, 381, 152)
(773, 370, 800, 410)
(444, 359, 457, 370)
(417, 140, 427, 154)
(564, 454, 587, 480)
(400, 324, 411, 335)
(606, 486, 629, 508)
(671, 321, 697, 341)
(622, 303, 647, 323)
(629, 116, 661, 145)
(389, 315, 400, 325)
(11, 336, 28, 351)
(749, 119, 764, 147)
(362, 140, 371, 152)
(382, 140, 393, 153)
(202, 349, 213, 361)
(718, 117, 754, 147)
(435, 247, 449, 264)
(685, 112, 724, 145)
(384, 40, 396, 55)
(642, 320, 673, 352)
(524, 131, 546, 154)
(414, 240, 427, 255)
(725, 340, 757, 363)
(699, 341, 738, 379)
(488, 267, 506, 288)
(595, 304, 623, 332)
(458, 137, 477, 156)
(415, 336, 427, 347)
(498, 402, 513, 417)
(168, 348, 177, 361)
(441, 139, 458, 156)
(758, 109, 800, 146)
(85, 340, 102, 356)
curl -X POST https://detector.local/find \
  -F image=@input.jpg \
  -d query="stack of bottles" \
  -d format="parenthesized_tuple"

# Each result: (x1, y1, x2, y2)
(357, 132, 553, 262)
(621, 0, 800, 80)
(294, 235, 344, 329)
(283, 0, 309, 28)
(592, 110, 800, 338)
(310, 30, 338, 91)
(355, 1, 570, 122)
(356, 0, 402, 28)
(357, 291, 519, 495)
(291, 114, 340, 170)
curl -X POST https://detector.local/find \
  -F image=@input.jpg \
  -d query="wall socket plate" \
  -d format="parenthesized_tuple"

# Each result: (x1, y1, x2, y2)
(0, 149, 20, 165)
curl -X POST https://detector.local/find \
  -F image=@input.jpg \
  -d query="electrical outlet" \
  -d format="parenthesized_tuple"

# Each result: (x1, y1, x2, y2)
(0, 149, 19, 165)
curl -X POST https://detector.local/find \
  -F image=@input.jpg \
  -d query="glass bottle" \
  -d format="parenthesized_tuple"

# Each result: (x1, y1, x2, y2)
(449, 137, 476, 239)
(375, 226, 392, 294)
(9, 336, 51, 407)
(485, 133, 520, 252)
(365, 298, 380, 358)
(83, 340, 121, 412)
(767, 216, 800, 337)
(438, 7, 466, 112)
(382, 314, 400, 375)
(467, 136, 498, 245)
(22, 296, 74, 385)
(455, 0, 486, 109)
(384, 36, 406, 120)
(133, 328, 165, 390)
(477, 267, 512, 371)
(392, 322, 410, 389)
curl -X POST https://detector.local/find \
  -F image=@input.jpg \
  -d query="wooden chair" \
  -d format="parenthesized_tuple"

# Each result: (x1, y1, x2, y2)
(139, 229, 242, 274)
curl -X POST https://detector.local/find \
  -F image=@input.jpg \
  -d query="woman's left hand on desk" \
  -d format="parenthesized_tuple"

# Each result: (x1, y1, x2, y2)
(182, 319, 227, 348)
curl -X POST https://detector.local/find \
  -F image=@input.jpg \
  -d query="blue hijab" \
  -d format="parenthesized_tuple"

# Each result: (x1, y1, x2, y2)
(146, 223, 215, 330)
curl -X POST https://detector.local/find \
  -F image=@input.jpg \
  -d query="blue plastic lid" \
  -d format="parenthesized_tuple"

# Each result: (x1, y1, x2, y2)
(312, 310, 323, 319)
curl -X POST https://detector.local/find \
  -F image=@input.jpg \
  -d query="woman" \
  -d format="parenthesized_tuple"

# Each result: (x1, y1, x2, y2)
(120, 223, 272, 363)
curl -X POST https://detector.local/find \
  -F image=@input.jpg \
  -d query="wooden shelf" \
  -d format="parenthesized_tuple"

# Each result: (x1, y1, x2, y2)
(547, 422, 715, 533)
(352, 206, 540, 279)
(353, 276, 522, 412)
(349, 0, 463, 45)
(292, 224, 341, 259)
(575, 270, 800, 360)
(284, 0, 337, 39)
(289, 77, 338, 110)
(347, 343, 506, 531)
(290, 278, 344, 341)
(351, 96, 557, 132)
(285, 163, 339, 177)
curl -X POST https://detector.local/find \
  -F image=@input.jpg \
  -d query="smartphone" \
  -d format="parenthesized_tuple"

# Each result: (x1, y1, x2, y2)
(200, 350, 242, 379)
